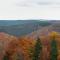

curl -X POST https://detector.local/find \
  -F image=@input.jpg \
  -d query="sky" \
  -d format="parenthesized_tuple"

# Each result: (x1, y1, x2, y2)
(0, 0, 60, 20)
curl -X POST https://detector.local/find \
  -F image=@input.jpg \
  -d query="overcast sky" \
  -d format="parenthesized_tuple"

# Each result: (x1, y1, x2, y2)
(0, 0, 60, 20)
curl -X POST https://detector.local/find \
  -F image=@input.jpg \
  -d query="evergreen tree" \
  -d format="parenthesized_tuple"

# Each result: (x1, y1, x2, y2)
(32, 37, 42, 60)
(50, 37, 57, 60)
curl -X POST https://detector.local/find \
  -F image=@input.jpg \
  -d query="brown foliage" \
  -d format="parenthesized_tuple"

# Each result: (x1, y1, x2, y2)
(0, 32, 60, 60)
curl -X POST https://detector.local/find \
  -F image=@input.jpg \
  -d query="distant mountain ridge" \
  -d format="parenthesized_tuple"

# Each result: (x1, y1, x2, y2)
(0, 20, 51, 36)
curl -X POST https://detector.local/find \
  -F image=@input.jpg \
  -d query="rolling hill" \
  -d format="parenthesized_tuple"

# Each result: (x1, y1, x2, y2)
(25, 21, 60, 40)
(0, 20, 51, 36)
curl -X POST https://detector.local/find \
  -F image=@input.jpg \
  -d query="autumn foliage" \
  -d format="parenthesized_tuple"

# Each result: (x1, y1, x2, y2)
(0, 32, 60, 60)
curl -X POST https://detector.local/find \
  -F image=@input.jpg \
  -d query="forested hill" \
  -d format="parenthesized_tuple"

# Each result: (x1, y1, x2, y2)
(0, 20, 51, 36)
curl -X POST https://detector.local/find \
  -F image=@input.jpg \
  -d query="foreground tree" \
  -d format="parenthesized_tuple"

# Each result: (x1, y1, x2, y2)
(50, 32, 57, 60)
(32, 37, 42, 60)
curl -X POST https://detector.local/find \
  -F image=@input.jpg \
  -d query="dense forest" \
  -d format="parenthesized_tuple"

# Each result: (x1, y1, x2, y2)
(0, 31, 59, 60)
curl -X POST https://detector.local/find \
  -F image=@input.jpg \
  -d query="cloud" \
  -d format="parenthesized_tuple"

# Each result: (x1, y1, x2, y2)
(37, 2, 52, 5)
(15, 0, 60, 7)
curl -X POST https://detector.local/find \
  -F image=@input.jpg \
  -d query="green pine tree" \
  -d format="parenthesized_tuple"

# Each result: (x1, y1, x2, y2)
(50, 37, 57, 60)
(32, 37, 42, 60)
